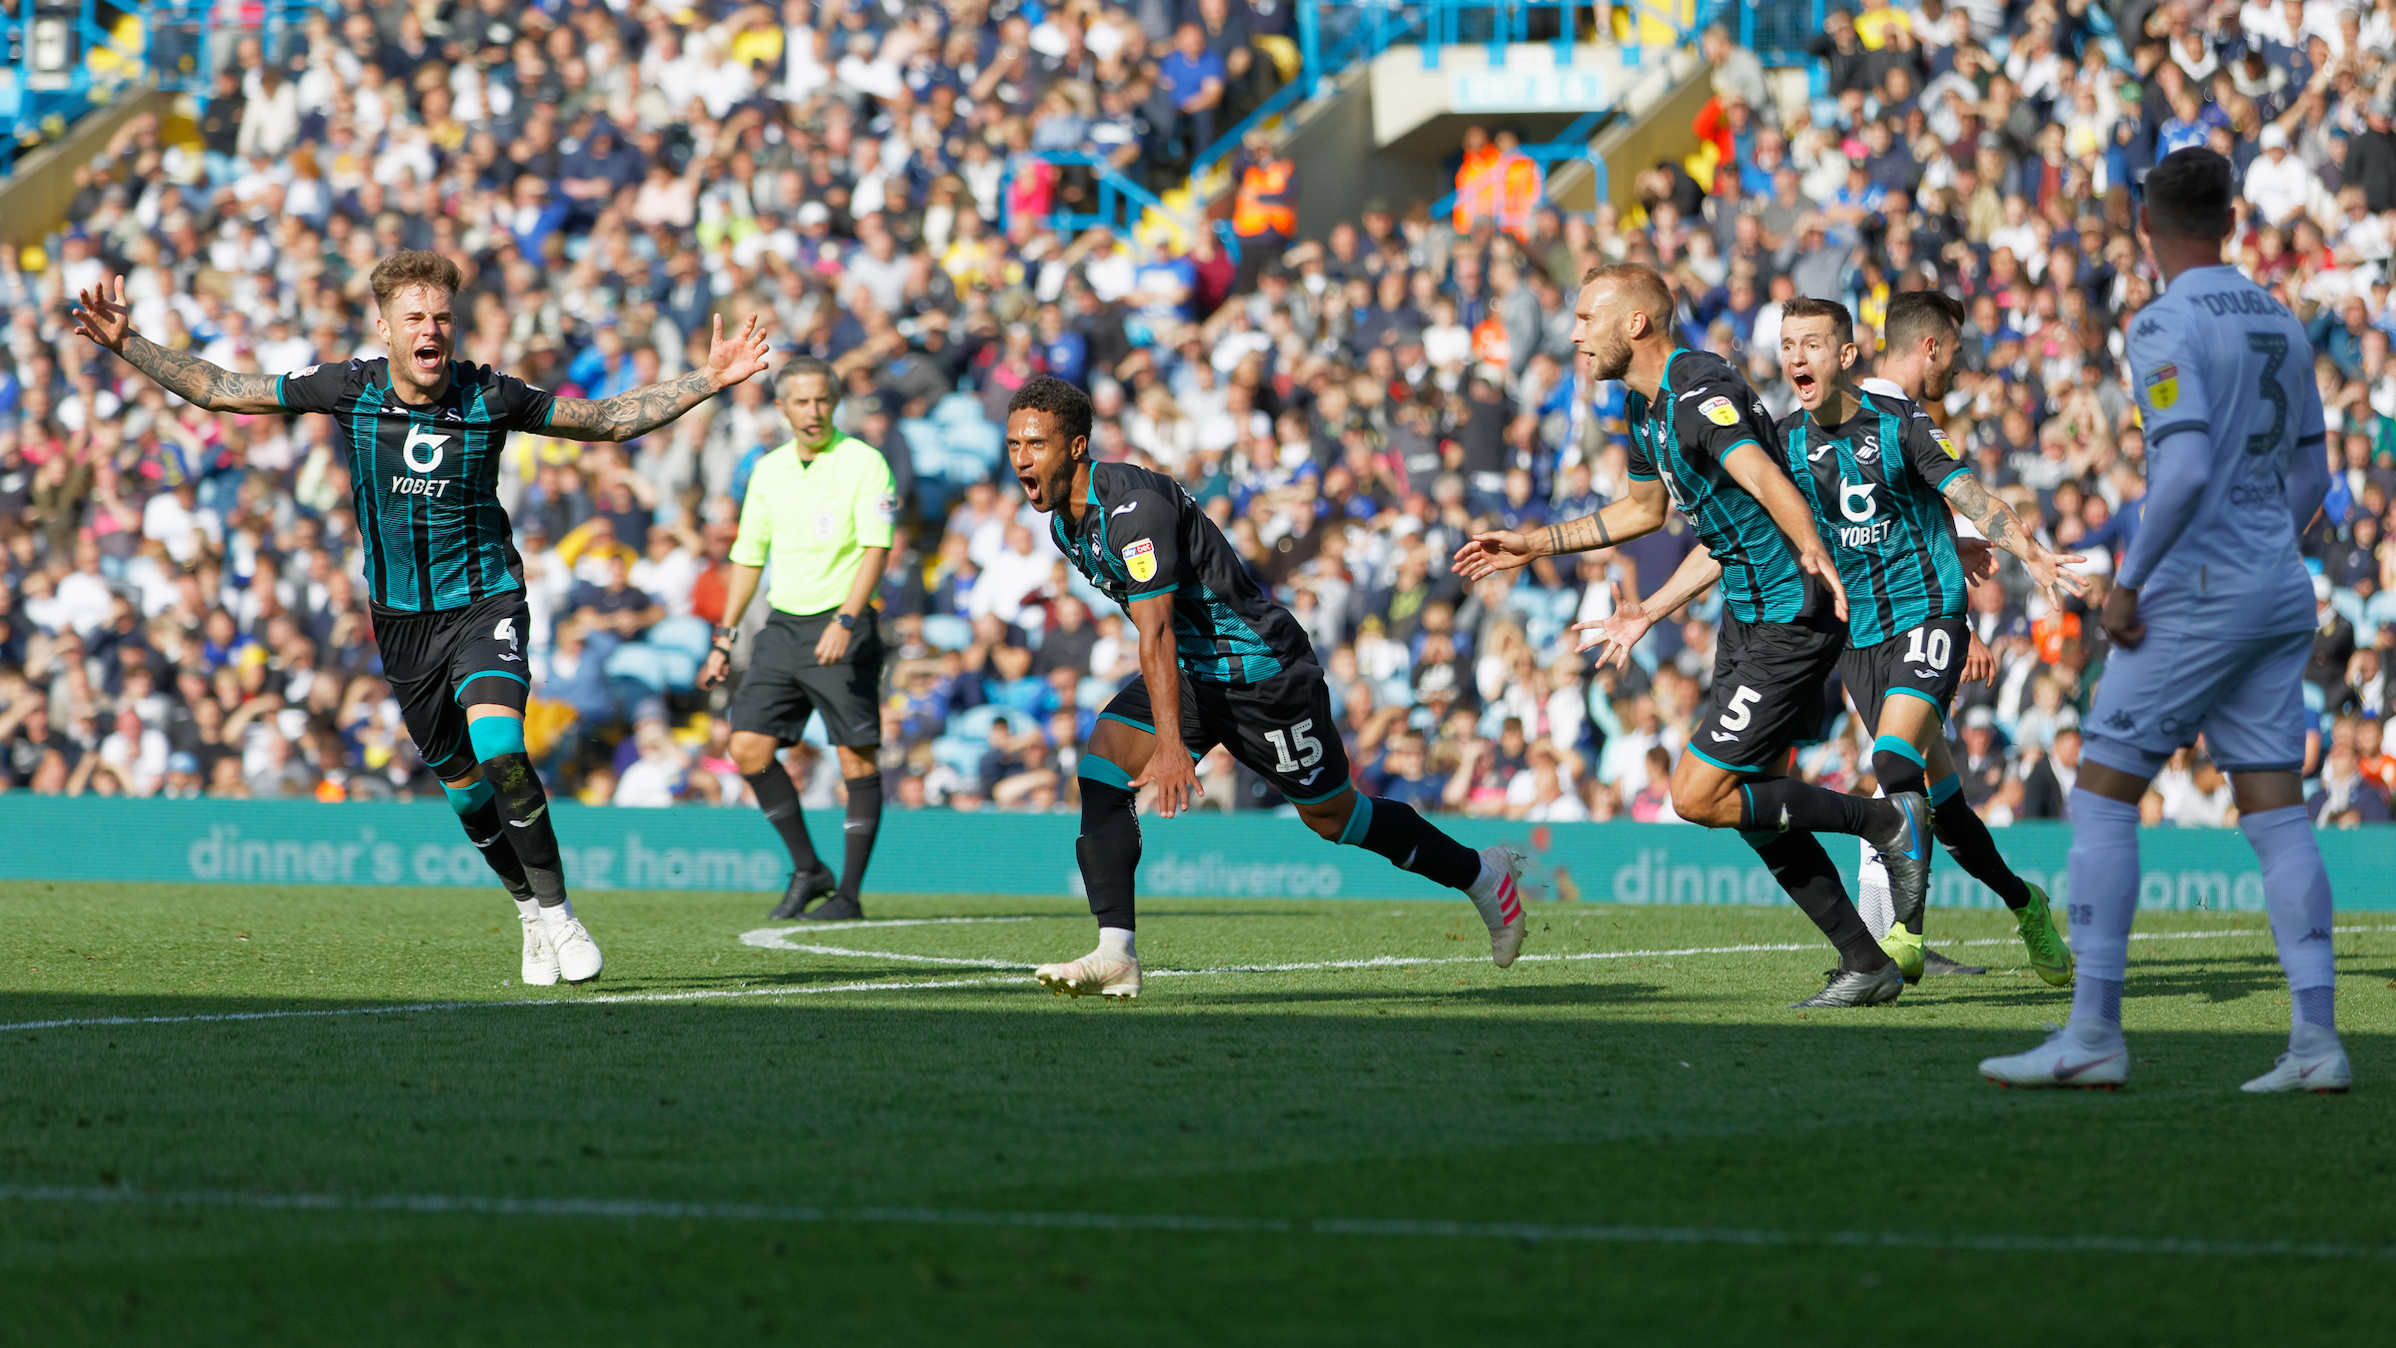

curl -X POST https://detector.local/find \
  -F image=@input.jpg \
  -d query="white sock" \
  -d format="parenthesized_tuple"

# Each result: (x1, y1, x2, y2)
(2239, 804, 2337, 1034)
(1097, 927, 1136, 961)
(538, 898, 577, 926)
(1463, 852, 1520, 932)
(514, 896, 541, 921)
(2064, 788, 2141, 1031)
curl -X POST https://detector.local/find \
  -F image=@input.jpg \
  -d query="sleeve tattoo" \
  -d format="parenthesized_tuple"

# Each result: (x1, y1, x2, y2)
(545, 368, 721, 442)
(119, 331, 280, 411)
(1941, 474, 2028, 555)
(1542, 513, 1615, 557)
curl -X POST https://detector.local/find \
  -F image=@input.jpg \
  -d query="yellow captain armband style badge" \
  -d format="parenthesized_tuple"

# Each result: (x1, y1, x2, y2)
(1929, 425, 1961, 460)
(1698, 395, 1739, 426)
(1122, 538, 1157, 582)
(2142, 363, 2179, 409)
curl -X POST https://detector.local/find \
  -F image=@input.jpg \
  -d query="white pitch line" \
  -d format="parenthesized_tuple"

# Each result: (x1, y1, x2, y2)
(8, 924, 2392, 1035)
(0, 1184, 2386, 1263)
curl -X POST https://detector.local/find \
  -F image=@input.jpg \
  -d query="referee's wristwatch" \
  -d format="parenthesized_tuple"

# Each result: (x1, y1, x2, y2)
(834, 612, 857, 630)
(711, 624, 739, 650)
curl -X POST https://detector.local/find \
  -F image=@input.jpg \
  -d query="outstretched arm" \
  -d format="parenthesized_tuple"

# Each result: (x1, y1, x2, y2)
(1941, 471, 2086, 610)
(545, 313, 774, 442)
(73, 276, 282, 413)
(1571, 549, 1725, 671)
(1453, 477, 1670, 580)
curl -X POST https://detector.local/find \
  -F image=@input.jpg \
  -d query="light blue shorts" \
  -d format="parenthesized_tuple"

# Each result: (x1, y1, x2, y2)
(2082, 625, 2312, 778)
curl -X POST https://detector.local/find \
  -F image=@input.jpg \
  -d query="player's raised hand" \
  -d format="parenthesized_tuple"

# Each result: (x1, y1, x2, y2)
(1132, 744, 1204, 819)
(1797, 540, 1849, 622)
(1956, 537, 1999, 586)
(1961, 630, 1995, 686)
(1570, 581, 1652, 671)
(2023, 546, 2090, 611)
(1453, 530, 1538, 581)
(71, 274, 133, 353)
(2100, 581, 2145, 650)
(705, 312, 774, 389)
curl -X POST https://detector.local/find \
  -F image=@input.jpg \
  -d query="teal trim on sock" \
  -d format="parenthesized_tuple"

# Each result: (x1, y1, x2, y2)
(441, 778, 495, 816)
(1928, 773, 1962, 805)
(1873, 734, 1927, 768)
(1077, 756, 1135, 791)
(1336, 793, 1375, 846)
(467, 716, 527, 759)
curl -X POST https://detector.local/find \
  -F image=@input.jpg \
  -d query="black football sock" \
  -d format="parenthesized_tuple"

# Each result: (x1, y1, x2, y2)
(443, 777, 529, 897)
(1869, 740, 1935, 933)
(462, 798, 532, 896)
(1930, 773, 2032, 911)
(1342, 795, 1481, 891)
(1077, 779, 1141, 931)
(1743, 828, 1888, 972)
(1738, 776, 1896, 839)
(483, 751, 568, 906)
(744, 761, 824, 875)
(835, 771, 883, 903)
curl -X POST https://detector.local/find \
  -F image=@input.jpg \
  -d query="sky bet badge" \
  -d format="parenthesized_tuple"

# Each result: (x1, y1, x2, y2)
(1698, 395, 1739, 426)
(1929, 425, 1960, 460)
(1122, 538, 1157, 582)
(2143, 363, 2179, 410)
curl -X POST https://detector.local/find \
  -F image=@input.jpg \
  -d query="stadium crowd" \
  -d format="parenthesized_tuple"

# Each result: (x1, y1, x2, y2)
(1, 0, 2393, 829)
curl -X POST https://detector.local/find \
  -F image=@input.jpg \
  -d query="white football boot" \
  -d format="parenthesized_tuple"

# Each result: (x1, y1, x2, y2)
(1469, 845, 1529, 968)
(1034, 949, 1141, 1000)
(539, 905, 604, 984)
(1979, 1022, 2129, 1090)
(2241, 1023, 2352, 1094)
(520, 913, 561, 986)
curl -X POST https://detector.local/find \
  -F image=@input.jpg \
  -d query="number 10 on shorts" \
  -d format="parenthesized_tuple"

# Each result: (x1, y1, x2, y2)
(1265, 720, 1324, 773)
(1904, 626, 1951, 670)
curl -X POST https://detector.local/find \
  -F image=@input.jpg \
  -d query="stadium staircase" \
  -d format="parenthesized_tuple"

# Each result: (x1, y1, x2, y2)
(1009, 0, 1752, 254)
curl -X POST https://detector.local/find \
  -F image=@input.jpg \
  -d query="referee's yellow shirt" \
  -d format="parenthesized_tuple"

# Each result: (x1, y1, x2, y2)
(730, 435, 898, 616)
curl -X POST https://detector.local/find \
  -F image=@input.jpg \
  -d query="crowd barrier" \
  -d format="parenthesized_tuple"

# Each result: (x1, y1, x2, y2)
(0, 798, 2389, 911)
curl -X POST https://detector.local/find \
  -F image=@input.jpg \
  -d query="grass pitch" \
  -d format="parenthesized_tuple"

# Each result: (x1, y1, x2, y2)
(5, 879, 2396, 1345)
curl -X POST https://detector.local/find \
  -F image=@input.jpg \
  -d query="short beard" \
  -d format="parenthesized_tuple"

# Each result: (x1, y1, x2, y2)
(1586, 335, 1632, 383)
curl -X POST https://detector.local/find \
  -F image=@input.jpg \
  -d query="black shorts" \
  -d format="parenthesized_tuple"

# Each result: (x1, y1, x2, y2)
(1100, 661, 1353, 805)
(728, 607, 885, 748)
(1689, 596, 1846, 776)
(372, 591, 533, 778)
(1838, 614, 1968, 730)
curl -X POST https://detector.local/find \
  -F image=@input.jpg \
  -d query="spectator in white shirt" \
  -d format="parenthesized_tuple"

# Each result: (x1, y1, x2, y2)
(2247, 125, 2323, 226)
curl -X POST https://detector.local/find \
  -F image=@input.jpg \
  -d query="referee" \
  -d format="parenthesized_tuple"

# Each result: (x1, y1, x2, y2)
(700, 357, 897, 922)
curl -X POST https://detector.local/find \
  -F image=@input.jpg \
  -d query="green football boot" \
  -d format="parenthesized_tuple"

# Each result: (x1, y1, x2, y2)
(2016, 883, 2075, 987)
(1878, 924, 1925, 985)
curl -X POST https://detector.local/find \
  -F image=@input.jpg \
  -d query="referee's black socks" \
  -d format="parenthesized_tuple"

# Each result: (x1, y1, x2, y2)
(836, 772, 883, 903)
(744, 759, 826, 878)
(469, 718, 567, 907)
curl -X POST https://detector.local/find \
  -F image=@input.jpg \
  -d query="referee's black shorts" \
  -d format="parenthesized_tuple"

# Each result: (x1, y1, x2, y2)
(728, 607, 884, 748)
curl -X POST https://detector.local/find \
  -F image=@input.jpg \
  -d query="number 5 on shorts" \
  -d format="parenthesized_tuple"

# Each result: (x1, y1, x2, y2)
(1719, 686, 1760, 731)
(1265, 719, 1324, 773)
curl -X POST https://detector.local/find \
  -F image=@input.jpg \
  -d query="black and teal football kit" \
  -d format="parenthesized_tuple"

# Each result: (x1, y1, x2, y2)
(279, 357, 550, 775)
(1777, 387, 1972, 726)
(1055, 461, 1349, 804)
(1054, 459, 1502, 942)
(1626, 348, 1844, 775)
(277, 354, 577, 913)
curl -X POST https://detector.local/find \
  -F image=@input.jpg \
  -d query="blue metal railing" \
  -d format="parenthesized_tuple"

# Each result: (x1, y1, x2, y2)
(1004, 150, 1244, 264)
(3, 2, 329, 176)
(1738, 0, 1824, 69)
